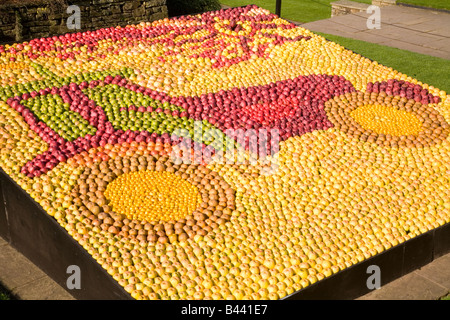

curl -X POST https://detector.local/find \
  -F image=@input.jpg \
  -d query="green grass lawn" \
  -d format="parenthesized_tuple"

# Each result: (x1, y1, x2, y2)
(0, 292, 10, 300)
(0, 285, 12, 300)
(398, 0, 450, 11)
(440, 292, 450, 300)
(315, 32, 450, 93)
(220, 0, 371, 23)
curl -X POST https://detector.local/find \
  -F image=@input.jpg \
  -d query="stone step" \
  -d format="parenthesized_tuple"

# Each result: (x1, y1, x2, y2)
(373, 0, 397, 7)
(331, 0, 371, 17)
(331, 0, 397, 17)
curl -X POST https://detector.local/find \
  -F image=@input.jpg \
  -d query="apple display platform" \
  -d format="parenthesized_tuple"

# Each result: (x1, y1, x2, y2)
(1, 168, 449, 300)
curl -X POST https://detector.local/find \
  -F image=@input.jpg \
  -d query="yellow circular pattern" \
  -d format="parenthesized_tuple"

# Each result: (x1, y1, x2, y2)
(350, 104, 422, 136)
(325, 92, 450, 148)
(104, 170, 202, 222)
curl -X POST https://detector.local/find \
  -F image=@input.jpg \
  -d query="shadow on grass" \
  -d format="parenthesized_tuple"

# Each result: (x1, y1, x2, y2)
(0, 282, 16, 300)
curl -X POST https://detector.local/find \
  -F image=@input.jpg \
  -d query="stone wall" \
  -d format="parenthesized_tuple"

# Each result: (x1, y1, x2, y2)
(0, 0, 168, 44)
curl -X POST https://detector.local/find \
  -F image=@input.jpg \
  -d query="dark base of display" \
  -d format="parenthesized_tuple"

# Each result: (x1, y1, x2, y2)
(1, 169, 449, 300)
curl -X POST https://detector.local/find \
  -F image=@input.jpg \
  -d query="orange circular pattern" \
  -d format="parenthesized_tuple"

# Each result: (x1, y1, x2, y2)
(325, 91, 450, 148)
(350, 104, 422, 136)
(105, 170, 202, 222)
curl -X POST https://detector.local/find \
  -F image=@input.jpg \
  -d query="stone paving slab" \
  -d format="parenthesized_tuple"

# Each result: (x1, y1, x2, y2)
(428, 28, 450, 38)
(427, 38, 450, 52)
(358, 272, 448, 300)
(0, 240, 48, 289)
(325, 11, 368, 28)
(0, 237, 75, 300)
(358, 254, 450, 300)
(301, 5, 450, 59)
(417, 254, 450, 289)
(10, 275, 74, 300)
